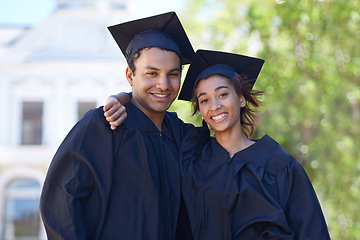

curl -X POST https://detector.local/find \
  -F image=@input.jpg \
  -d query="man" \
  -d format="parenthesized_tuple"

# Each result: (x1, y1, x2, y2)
(40, 12, 195, 239)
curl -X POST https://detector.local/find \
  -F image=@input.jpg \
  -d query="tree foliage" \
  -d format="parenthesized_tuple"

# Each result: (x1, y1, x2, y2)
(172, 0, 360, 238)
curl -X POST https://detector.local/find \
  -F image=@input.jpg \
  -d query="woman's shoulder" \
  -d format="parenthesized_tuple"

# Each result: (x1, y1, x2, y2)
(244, 134, 298, 175)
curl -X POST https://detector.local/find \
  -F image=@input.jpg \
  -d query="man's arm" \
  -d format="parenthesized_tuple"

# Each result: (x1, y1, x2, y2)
(103, 92, 130, 130)
(40, 107, 116, 239)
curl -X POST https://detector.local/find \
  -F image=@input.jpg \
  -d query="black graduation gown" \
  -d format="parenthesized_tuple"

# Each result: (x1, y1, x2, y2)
(181, 134, 331, 240)
(40, 102, 188, 240)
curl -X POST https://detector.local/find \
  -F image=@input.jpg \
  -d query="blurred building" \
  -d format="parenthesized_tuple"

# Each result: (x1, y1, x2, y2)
(0, 0, 132, 239)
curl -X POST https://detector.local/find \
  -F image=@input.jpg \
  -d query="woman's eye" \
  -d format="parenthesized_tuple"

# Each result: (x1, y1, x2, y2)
(219, 92, 228, 98)
(200, 99, 208, 104)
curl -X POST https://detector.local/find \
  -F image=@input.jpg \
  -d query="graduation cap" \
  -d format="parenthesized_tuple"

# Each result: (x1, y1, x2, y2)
(108, 12, 194, 65)
(178, 50, 265, 101)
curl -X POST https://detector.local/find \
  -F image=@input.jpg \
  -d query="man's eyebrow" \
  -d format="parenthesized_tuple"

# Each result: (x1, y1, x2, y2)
(170, 67, 181, 72)
(144, 66, 181, 72)
(145, 66, 159, 71)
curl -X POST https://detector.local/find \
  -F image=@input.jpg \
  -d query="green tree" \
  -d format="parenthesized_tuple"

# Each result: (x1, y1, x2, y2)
(172, 0, 360, 238)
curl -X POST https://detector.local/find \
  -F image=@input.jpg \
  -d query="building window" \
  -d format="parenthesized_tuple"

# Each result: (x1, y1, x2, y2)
(77, 101, 96, 120)
(2, 179, 41, 240)
(21, 102, 43, 145)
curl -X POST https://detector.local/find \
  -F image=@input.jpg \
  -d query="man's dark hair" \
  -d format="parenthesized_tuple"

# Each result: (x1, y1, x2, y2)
(126, 47, 182, 75)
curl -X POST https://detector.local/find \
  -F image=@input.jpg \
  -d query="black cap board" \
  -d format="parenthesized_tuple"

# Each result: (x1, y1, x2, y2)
(108, 12, 195, 65)
(178, 49, 265, 101)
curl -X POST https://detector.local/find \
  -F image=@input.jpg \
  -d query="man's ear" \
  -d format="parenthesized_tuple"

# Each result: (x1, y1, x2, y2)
(126, 66, 134, 86)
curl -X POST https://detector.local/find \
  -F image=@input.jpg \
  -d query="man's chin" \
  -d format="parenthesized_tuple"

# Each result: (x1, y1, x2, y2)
(152, 102, 174, 112)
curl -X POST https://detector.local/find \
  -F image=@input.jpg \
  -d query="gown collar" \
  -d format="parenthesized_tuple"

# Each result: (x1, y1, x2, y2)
(210, 135, 278, 174)
(122, 102, 175, 140)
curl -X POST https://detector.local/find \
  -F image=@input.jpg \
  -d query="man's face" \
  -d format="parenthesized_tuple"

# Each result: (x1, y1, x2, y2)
(126, 47, 181, 120)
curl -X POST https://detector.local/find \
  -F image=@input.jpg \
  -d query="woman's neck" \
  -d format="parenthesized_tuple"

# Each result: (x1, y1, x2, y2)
(215, 128, 254, 158)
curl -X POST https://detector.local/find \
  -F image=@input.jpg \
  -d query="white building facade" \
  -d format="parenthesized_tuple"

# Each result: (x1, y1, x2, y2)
(0, 0, 132, 239)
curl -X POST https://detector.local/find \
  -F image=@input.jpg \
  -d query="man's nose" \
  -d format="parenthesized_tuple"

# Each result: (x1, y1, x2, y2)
(156, 74, 170, 90)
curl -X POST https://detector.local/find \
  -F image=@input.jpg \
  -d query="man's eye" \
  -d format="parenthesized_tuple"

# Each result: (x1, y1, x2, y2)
(169, 72, 180, 77)
(147, 72, 157, 76)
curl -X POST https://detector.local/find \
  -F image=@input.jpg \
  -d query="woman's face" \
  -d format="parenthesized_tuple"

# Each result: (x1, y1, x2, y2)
(196, 74, 246, 135)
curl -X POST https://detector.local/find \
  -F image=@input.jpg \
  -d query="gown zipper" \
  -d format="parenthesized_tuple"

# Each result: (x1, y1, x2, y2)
(220, 156, 232, 239)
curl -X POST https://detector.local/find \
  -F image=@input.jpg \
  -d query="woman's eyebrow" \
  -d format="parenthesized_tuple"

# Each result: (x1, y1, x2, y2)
(197, 92, 206, 98)
(215, 86, 229, 91)
(197, 86, 229, 98)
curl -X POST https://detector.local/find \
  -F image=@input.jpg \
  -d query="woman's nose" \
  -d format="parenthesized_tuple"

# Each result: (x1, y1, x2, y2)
(210, 98, 221, 111)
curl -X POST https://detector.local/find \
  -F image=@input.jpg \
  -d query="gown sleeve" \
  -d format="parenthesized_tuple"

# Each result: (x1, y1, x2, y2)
(40, 107, 118, 240)
(277, 158, 331, 240)
(179, 121, 210, 173)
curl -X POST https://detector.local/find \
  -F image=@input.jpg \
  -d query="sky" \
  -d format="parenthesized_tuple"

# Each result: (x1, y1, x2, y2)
(135, 0, 184, 17)
(0, 0, 185, 27)
(0, 0, 57, 26)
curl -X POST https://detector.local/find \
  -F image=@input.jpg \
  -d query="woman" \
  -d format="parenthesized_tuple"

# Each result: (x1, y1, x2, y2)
(104, 50, 331, 239)
(177, 50, 330, 239)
